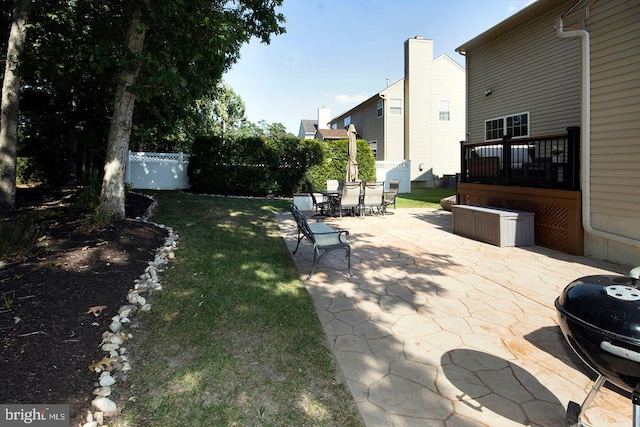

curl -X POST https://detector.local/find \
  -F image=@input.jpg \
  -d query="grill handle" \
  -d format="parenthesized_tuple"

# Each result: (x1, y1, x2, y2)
(601, 341, 640, 363)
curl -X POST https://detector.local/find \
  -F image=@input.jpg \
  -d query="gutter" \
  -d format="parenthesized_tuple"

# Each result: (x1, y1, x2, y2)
(556, 17, 640, 253)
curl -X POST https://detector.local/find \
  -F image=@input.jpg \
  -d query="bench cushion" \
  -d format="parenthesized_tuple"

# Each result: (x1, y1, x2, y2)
(290, 203, 352, 278)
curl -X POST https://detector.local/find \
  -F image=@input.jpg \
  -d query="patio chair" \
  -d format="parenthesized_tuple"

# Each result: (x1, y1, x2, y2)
(362, 181, 385, 217)
(326, 179, 340, 192)
(310, 192, 332, 216)
(338, 181, 362, 218)
(307, 182, 331, 216)
(382, 179, 400, 214)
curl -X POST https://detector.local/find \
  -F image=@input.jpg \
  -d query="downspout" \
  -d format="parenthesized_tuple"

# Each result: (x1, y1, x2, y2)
(556, 17, 640, 253)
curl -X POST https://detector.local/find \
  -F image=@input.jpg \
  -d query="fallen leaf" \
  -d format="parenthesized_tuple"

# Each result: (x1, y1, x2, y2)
(87, 305, 108, 317)
(88, 357, 118, 372)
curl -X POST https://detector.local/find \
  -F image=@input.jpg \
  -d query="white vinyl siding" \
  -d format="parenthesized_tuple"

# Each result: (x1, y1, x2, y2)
(404, 37, 434, 180)
(381, 82, 405, 161)
(431, 55, 466, 178)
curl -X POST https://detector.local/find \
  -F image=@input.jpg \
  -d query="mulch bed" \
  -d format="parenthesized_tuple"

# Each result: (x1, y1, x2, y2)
(0, 187, 167, 425)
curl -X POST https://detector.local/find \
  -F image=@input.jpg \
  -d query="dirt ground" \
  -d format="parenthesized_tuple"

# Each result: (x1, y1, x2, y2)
(0, 187, 166, 425)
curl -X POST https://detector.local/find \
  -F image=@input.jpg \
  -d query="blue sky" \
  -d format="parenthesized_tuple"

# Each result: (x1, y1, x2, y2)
(223, 0, 537, 134)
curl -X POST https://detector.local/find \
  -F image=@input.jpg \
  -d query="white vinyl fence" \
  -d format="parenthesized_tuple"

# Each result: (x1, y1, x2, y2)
(376, 160, 411, 193)
(126, 151, 191, 190)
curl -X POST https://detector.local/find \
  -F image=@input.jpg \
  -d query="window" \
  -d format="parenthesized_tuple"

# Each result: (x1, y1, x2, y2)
(484, 112, 529, 141)
(389, 98, 402, 115)
(438, 100, 450, 121)
(485, 118, 504, 140)
(344, 116, 351, 127)
(377, 99, 384, 117)
(369, 140, 378, 160)
(506, 113, 528, 137)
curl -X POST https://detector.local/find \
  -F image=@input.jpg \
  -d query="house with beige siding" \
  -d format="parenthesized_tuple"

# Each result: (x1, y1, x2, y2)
(455, 0, 640, 267)
(329, 37, 466, 188)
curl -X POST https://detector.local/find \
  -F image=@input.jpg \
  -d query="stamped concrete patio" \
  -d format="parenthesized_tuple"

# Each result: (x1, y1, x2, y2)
(276, 207, 635, 426)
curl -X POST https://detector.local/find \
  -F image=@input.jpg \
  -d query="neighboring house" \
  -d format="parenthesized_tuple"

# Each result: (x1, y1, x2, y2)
(297, 119, 317, 139)
(455, 0, 640, 266)
(298, 106, 332, 139)
(329, 37, 466, 187)
(315, 128, 348, 141)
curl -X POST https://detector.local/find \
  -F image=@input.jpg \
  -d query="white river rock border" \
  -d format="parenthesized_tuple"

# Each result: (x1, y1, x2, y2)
(82, 194, 177, 427)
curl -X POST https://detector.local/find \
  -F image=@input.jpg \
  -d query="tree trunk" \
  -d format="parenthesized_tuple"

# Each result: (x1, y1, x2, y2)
(66, 97, 78, 186)
(98, 4, 146, 221)
(0, 0, 30, 217)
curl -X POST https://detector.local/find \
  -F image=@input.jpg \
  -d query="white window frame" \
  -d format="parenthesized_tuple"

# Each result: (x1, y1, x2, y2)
(377, 99, 384, 117)
(389, 97, 402, 116)
(369, 140, 378, 160)
(438, 100, 450, 121)
(344, 116, 351, 127)
(484, 111, 529, 141)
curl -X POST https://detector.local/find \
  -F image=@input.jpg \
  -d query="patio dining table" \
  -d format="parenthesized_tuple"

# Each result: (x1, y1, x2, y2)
(319, 190, 341, 216)
(320, 189, 371, 217)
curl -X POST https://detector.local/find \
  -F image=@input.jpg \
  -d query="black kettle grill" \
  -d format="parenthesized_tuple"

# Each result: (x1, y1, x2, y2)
(556, 274, 640, 427)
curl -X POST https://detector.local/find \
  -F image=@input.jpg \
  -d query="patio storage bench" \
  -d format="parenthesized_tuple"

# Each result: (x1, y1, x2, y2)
(452, 205, 534, 247)
(289, 204, 352, 278)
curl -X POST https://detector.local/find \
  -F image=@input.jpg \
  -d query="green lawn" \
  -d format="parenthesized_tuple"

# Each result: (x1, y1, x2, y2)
(395, 187, 456, 208)
(117, 192, 363, 426)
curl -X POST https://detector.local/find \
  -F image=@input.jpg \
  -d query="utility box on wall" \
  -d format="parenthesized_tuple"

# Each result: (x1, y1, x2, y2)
(452, 205, 535, 247)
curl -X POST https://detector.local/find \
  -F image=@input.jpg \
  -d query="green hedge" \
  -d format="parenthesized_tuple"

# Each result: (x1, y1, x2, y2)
(188, 135, 324, 196)
(304, 139, 376, 191)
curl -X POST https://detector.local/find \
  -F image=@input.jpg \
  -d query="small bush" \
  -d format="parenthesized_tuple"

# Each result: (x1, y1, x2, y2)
(77, 169, 102, 211)
(0, 216, 45, 261)
(16, 157, 46, 185)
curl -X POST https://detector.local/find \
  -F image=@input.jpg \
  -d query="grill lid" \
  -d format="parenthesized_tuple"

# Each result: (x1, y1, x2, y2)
(557, 275, 640, 341)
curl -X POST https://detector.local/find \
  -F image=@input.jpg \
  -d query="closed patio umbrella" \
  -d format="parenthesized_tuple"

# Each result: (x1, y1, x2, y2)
(346, 124, 358, 182)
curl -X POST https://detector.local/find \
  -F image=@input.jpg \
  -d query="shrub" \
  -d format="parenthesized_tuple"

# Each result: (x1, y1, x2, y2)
(77, 169, 102, 211)
(0, 216, 45, 261)
(16, 157, 46, 185)
(304, 139, 376, 191)
(188, 135, 323, 196)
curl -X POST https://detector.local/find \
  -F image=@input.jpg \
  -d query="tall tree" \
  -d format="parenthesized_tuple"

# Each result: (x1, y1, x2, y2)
(210, 82, 247, 137)
(97, 2, 147, 221)
(98, 0, 285, 221)
(17, 1, 124, 186)
(0, 0, 30, 216)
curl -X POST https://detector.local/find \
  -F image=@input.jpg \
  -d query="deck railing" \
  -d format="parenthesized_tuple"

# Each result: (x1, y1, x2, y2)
(460, 127, 580, 191)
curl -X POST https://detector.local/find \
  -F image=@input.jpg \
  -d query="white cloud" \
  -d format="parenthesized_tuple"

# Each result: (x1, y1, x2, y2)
(334, 94, 368, 103)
